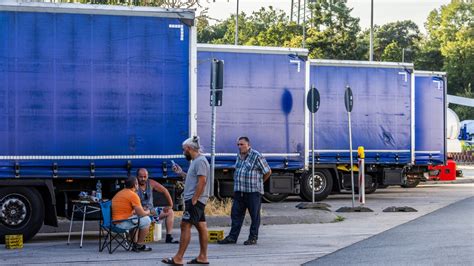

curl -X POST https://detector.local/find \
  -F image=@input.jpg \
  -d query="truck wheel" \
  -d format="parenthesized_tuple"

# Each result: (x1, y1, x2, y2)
(354, 175, 377, 194)
(365, 176, 378, 194)
(262, 192, 288, 203)
(300, 169, 333, 202)
(401, 179, 420, 188)
(0, 187, 45, 243)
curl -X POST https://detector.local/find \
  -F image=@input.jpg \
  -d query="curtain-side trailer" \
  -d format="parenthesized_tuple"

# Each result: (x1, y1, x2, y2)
(0, 2, 196, 241)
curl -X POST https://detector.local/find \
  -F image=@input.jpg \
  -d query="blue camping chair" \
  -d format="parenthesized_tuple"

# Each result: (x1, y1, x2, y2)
(98, 200, 140, 254)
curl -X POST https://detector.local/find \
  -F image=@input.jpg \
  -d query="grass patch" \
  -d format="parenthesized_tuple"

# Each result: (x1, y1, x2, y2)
(174, 197, 233, 217)
(205, 197, 233, 216)
(333, 215, 345, 223)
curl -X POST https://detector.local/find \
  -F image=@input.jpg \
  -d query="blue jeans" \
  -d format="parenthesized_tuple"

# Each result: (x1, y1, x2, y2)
(115, 215, 151, 230)
(228, 192, 261, 241)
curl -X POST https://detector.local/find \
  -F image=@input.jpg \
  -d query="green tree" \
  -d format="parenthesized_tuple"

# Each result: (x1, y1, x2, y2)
(197, 7, 300, 46)
(418, 0, 473, 103)
(413, 39, 444, 71)
(304, 0, 363, 59)
(381, 41, 402, 62)
(372, 20, 421, 62)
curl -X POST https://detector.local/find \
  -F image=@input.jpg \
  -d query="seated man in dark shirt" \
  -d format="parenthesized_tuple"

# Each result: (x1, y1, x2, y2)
(136, 168, 178, 244)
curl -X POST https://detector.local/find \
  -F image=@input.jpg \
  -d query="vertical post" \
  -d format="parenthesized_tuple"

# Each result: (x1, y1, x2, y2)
(303, 0, 306, 48)
(369, 0, 374, 61)
(235, 0, 239, 45)
(311, 90, 315, 203)
(210, 90, 217, 197)
(291, 0, 294, 22)
(359, 158, 365, 205)
(402, 48, 405, 63)
(307, 86, 320, 203)
(210, 59, 223, 197)
(297, 0, 301, 24)
(348, 112, 355, 208)
(358, 146, 365, 206)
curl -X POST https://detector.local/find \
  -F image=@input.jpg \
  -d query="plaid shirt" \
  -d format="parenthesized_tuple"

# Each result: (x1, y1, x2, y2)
(234, 148, 271, 194)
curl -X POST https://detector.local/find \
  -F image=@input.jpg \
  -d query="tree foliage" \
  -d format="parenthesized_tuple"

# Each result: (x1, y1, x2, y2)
(197, 7, 302, 48)
(417, 0, 473, 120)
(304, 0, 362, 59)
(381, 41, 402, 62)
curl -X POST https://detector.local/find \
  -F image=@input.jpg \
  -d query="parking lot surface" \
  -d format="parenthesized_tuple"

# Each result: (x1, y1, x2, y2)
(1, 180, 473, 265)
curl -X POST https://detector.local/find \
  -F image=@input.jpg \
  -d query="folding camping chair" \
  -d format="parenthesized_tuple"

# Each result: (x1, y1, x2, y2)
(98, 200, 140, 254)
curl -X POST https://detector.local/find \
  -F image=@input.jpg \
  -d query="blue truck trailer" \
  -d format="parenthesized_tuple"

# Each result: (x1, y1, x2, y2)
(304, 60, 417, 200)
(411, 71, 447, 186)
(414, 71, 446, 166)
(197, 47, 429, 203)
(196, 44, 308, 203)
(0, 2, 196, 241)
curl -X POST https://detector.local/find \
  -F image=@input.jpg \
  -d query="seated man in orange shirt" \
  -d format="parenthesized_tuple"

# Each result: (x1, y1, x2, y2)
(112, 176, 152, 252)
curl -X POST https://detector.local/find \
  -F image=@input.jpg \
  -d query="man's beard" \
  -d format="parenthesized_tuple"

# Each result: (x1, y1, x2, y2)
(185, 153, 192, 161)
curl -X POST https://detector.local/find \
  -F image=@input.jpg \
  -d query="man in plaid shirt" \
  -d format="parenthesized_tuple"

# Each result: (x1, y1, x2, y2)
(218, 136, 272, 245)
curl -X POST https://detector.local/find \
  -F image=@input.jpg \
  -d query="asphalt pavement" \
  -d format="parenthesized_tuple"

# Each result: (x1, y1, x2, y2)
(305, 196, 474, 266)
(1, 183, 473, 265)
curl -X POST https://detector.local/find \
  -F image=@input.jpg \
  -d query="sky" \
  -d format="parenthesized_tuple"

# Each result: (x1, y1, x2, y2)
(202, 0, 452, 33)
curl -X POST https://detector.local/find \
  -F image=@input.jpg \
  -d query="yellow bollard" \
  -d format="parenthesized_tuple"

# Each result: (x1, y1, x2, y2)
(358, 146, 365, 159)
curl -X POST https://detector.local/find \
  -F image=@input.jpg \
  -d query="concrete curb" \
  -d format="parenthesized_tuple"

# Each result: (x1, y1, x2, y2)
(424, 177, 474, 185)
(38, 209, 338, 234)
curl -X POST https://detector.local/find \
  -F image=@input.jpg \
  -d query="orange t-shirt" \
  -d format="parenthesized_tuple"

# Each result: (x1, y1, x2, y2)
(111, 188, 141, 221)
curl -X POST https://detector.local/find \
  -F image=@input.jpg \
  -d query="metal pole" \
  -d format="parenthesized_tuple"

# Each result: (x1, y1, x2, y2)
(210, 74, 217, 197)
(402, 48, 405, 62)
(291, 0, 294, 22)
(235, 0, 239, 45)
(303, 0, 306, 48)
(297, 0, 301, 24)
(348, 112, 355, 208)
(311, 102, 315, 203)
(369, 0, 374, 61)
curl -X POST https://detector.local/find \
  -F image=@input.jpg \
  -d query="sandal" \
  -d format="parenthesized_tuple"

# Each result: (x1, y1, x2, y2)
(187, 258, 209, 264)
(162, 257, 184, 266)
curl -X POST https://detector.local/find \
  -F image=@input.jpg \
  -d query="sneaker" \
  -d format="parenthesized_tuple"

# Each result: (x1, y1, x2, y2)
(217, 236, 236, 244)
(166, 235, 179, 244)
(243, 238, 257, 245)
(132, 244, 152, 252)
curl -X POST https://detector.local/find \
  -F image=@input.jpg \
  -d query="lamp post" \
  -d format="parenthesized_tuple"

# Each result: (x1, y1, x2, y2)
(235, 0, 239, 45)
(369, 0, 374, 61)
(302, 0, 306, 48)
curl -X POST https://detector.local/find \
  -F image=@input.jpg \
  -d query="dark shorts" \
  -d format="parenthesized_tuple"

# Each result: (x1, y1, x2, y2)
(182, 200, 206, 225)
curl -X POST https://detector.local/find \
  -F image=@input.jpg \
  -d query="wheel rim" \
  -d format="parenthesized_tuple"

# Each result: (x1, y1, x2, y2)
(307, 173, 326, 193)
(0, 194, 30, 227)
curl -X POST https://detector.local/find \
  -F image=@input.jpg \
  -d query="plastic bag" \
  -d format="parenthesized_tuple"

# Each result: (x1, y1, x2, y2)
(154, 222, 162, 241)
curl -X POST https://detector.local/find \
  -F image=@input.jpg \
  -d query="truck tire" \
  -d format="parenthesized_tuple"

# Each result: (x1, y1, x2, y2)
(300, 169, 333, 202)
(262, 192, 288, 203)
(353, 175, 377, 194)
(362, 175, 378, 194)
(401, 179, 420, 188)
(0, 187, 45, 243)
